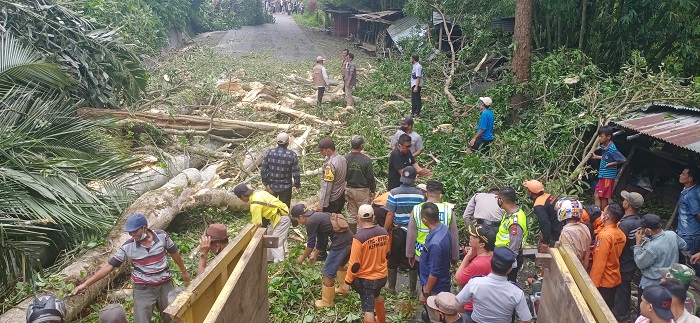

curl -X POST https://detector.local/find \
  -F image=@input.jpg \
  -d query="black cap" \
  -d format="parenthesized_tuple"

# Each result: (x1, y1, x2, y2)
(315, 137, 335, 152)
(641, 214, 662, 230)
(290, 204, 315, 217)
(642, 285, 674, 320)
(493, 247, 516, 267)
(426, 180, 444, 193)
(233, 183, 254, 197)
(400, 116, 414, 126)
(400, 166, 417, 184)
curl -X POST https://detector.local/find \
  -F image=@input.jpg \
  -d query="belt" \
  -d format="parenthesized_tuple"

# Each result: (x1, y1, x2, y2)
(475, 219, 499, 227)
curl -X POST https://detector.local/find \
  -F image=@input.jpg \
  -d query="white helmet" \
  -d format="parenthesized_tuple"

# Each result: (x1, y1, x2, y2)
(555, 198, 584, 222)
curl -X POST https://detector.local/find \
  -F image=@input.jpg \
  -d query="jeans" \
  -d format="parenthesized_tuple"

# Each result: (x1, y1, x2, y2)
(316, 86, 325, 105)
(132, 280, 174, 323)
(680, 234, 700, 277)
(470, 137, 493, 155)
(322, 245, 351, 277)
(613, 269, 639, 320)
(323, 194, 346, 214)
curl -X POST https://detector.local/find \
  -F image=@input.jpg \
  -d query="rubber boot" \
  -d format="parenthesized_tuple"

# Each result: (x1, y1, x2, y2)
(386, 269, 397, 294)
(349, 223, 358, 234)
(374, 298, 386, 323)
(408, 270, 418, 295)
(335, 270, 349, 295)
(315, 285, 335, 308)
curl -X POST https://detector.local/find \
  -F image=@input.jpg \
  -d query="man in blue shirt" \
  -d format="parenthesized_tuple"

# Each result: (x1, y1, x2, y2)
(679, 167, 700, 277)
(469, 97, 495, 154)
(419, 202, 452, 306)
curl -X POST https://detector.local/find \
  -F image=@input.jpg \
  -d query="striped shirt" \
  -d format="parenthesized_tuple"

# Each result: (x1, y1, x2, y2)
(261, 146, 300, 192)
(383, 184, 424, 231)
(598, 142, 624, 179)
(108, 229, 178, 285)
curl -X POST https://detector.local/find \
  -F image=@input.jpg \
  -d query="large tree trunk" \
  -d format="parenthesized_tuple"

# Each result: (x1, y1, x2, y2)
(0, 164, 247, 323)
(511, 0, 534, 111)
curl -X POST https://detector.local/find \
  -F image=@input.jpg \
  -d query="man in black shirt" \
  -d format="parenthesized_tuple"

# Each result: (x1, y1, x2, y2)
(388, 134, 431, 190)
(292, 204, 354, 308)
(613, 190, 645, 321)
(345, 136, 376, 233)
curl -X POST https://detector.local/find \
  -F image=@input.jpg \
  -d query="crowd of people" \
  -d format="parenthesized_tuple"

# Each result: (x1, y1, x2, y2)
(263, 0, 303, 15)
(24, 53, 699, 323)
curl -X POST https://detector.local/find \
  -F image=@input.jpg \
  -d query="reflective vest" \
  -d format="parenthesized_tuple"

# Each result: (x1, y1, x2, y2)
(412, 202, 453, 256)
(495, 208, 528, 249)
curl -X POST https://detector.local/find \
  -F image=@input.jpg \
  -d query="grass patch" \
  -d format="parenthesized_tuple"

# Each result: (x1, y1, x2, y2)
(291, 12, 326, 29)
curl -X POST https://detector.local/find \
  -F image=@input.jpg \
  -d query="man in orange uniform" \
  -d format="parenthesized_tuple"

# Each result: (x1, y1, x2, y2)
(589, 203, 626, 311)
(341, 204, 390, 323)
(523, 180, 561, 253)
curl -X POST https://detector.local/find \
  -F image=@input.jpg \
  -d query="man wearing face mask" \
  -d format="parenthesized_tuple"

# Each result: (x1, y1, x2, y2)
(388, 134, 432, 191)
(316, 137, 348, 214)
(390, 116, 424, 157)
(634, 213, 687, 314)
(197, 224, 229, 275)
(71, 214, 190, 323)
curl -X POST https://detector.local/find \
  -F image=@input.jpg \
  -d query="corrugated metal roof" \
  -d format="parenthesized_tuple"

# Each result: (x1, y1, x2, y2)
(614, 112, 700, 153)
(387, 16, 422, 45)
(490, 17, 515, 33)
(352, 11, 400, 24)
(641, 102, 700, 113)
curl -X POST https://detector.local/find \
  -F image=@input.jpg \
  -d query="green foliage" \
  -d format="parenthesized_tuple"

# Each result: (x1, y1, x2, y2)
(2, 0, 148, 107)
(292, 12, 326, 29)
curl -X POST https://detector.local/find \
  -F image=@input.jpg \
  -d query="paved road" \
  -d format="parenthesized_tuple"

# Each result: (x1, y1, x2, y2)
(216, 14, 321, 60)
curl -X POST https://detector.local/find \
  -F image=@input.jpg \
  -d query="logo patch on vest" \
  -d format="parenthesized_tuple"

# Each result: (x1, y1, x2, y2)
(323, 165, 334, 182)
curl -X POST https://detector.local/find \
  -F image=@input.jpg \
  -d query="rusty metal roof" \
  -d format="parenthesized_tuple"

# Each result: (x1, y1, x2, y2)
(614, 112, 700, 153)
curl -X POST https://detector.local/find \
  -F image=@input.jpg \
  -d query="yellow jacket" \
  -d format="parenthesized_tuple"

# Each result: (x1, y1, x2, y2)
(249, 191, 289, 227)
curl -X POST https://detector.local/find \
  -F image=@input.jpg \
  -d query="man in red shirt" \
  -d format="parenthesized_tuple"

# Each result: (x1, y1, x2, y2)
(589, 203, 626, 310)
(454, 224, 496, 322)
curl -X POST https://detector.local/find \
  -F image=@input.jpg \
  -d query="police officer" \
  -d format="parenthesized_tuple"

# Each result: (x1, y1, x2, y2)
(494, 187, 528, 282)
(406, 180, 459, 295)
(456, 247, 533, 323)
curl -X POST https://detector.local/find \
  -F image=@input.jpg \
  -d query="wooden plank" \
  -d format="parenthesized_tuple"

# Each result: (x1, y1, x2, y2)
(164, 224, 257, 322)
(559, 245, 618, 323)
(535, 253, 552, 269)
(538, 248, 596, 323)
(204, 228, 268, 323)
(263, 235, 279, 248)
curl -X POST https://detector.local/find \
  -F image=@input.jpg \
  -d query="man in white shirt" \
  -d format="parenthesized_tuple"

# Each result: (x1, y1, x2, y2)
(463, 188, 503, 230)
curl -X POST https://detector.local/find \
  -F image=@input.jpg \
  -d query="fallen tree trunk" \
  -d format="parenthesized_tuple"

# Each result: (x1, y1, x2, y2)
(242, 126, 313, 174)
(0, 163, 247, 323)
(77, 108, 310, 138)
(254, 103, 338, 126)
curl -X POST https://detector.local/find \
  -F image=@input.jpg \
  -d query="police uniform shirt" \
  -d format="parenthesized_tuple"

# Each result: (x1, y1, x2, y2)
(456, 273, 533, 323)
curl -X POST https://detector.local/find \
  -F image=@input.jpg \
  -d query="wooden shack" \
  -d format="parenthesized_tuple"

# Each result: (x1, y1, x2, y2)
(321, 4, 360, 38)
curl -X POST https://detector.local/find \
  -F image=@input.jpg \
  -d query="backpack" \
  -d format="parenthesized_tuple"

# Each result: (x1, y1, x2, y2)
(329, 213, 349, 232)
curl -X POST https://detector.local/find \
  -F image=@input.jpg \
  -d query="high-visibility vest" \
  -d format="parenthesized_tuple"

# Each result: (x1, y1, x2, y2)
(495, 208, 528, 248)
(412, 202, 453, 257)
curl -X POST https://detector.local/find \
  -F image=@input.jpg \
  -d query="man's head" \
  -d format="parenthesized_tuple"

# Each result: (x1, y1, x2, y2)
(26, 295, 66, 323)
(620, 190, 644, 213)
(290, 203, 315, 225)
(660, 263, 696, 286)
(679, 167, 698, 186)
(479, 97, 492, 110)
(603, 203, 624, 224)
(315, 137, 336, 157)
(426, 180, 444, 200)
(347, 53, 354, 61)
(205, 223, 229, 254)
(400, 116, 414, 133)
(660, 279, 690, 308)
(411, 53, 419, 64)
(124, 213, 149, 242)
(276, 132, 290, 146)
(491, 247, 516, 276)
(316, 55, 325, 64)
(497, 187, 517, 208)
(639, 285, 674, 321)
(99, 304, 127, 323)
(357, 204, 375, 224)
(416, 183, 428, 197)
(233, 183, 255, 202)
(350, 135, 365, 151)
(641, 214, 663, 236)
(468, 224, 496, 252)
(523, 180, 544, 199)
(426, 292, 462, 321)
(397, 133, 412, 154)
(420, 202, 440, 226)
(487, 187, 499, 194)
(597, 126, 614, 144)
(342, 49, 348, 57)
(400, 166, 417, 185)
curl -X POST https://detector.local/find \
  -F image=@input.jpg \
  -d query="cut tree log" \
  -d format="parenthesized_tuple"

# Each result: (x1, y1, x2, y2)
(254, 103, 339, 126)
(0, 163, 247, 323)
(77, 108, 310, 138)
(241, 127, 313, 175)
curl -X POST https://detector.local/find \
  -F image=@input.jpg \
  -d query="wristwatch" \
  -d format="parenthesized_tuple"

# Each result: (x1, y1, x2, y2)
(422, 288, 430, 298)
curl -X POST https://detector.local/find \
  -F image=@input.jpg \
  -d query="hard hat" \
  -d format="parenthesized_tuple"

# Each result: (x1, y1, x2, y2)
(555, 198, 584, 222)
(523, 180, 544, 194)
